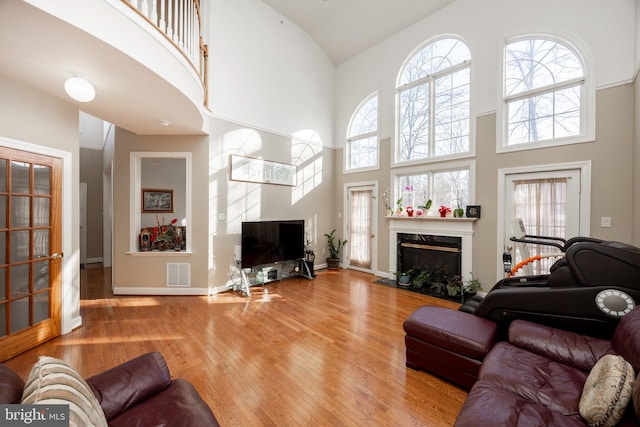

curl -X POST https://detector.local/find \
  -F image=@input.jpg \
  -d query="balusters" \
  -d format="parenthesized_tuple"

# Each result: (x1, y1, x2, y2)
(122, 0, 206, 87)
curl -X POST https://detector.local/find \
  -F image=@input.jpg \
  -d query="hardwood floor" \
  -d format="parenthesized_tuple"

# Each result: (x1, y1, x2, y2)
(4, 265, 467, 426)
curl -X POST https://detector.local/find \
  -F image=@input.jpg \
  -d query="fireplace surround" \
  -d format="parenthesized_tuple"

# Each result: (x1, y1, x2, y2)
(388, 216, 476, 284)
(397, 233, 462, 279)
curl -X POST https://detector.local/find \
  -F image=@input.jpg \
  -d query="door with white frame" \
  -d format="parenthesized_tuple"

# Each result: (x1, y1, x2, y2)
(500, 163, 590, 277)
(345, 183, 378, 273)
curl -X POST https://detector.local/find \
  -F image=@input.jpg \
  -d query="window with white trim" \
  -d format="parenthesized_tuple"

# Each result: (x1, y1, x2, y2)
(503, 37, 586, 148)
(393, 162, 472, 214)
(346, 94, 378, 171)
(396, 37, 471, 163)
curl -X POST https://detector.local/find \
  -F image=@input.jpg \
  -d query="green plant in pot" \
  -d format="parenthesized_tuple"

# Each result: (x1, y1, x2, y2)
(324, 229, 347, 269)
(412, 270, 431, 290)
(464, 275, 483, 296)
(428, 270, 446, 294)
(395, 269, 414, 287)
(453, 200, 465, 218)
(445, 275, 463, 297)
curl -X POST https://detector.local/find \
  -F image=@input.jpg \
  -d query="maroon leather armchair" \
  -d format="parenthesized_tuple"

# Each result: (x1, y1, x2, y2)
(0, 352, 219, 426)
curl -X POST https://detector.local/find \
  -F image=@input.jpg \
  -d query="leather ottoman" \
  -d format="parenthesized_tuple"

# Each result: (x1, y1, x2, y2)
(403, 306, 498, 390)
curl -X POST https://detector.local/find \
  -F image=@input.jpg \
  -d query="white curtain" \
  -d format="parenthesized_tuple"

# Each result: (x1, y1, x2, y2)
(349, 190, 372, 269)
(512, 177, 567, 275)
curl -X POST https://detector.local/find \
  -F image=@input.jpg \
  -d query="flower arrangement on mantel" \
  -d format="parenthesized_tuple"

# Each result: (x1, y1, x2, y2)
(438, 205, 452, 217)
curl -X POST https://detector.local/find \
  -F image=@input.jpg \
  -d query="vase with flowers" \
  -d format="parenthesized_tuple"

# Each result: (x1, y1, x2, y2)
(152, 215, 178, 250)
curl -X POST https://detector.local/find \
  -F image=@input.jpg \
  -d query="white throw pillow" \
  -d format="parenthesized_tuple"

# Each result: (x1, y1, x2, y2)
(20, 356, 107, 427)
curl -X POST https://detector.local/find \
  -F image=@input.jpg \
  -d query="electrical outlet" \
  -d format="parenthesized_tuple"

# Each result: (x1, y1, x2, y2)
(600, 217, 611, 228)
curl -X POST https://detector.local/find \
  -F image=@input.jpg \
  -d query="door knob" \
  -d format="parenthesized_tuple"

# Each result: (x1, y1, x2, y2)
(51, 253, 64, 259)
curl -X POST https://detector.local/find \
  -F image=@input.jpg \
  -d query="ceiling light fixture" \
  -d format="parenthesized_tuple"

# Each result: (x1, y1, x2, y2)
(64, 76, 96, 103)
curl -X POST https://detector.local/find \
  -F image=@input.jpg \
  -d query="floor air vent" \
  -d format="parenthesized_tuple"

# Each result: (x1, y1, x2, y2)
(167, 263, 190, 287)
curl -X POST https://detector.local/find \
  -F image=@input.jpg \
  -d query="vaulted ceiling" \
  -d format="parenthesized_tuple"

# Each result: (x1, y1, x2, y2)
(261, 0, 456, 64)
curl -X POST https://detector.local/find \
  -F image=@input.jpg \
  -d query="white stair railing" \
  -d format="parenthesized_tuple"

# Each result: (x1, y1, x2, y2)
(123, 0, 208, 106)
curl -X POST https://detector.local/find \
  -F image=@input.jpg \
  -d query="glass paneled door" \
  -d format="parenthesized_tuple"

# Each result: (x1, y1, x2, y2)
(347, 184, 377, 273)
(0, 147, 62, 361)
(504, 169, 581, 276)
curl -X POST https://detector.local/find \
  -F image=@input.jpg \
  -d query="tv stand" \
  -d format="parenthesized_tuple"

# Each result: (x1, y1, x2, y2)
(234, 259, 314, 296)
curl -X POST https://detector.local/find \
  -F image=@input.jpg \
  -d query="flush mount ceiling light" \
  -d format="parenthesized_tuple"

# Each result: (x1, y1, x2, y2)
(64, 76, 96, 103)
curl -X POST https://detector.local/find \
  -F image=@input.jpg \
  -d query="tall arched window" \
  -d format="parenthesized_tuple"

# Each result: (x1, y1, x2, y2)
(502, 37, 589, 149)
(396, 37, 471, 163)
(346, 93, 378, 171)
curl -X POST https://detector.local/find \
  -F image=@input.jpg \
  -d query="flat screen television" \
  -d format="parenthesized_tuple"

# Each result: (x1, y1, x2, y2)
(241, 220, 305, 268)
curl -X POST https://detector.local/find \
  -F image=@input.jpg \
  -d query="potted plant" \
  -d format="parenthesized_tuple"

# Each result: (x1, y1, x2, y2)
(418, 198, 432, 212)
(324, 229, 347, 269)
(453, 202, 465, 218)
(445, 275, 463, 298)
(464, 275, 483, 296)
(428, 270, 446, 294)
(395, 269, 414, 288)
(412, 269, 431, 290)
(438, 205, 451, 218)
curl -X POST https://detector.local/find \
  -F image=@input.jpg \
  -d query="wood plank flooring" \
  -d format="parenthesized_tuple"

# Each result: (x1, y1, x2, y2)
(4, 265, 467, 426)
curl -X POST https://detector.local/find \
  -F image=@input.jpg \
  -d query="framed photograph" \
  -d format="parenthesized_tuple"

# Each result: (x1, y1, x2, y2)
(466, 205, 481, 219)
(142, 189, 173, 213)
(229, 154, 296, 187)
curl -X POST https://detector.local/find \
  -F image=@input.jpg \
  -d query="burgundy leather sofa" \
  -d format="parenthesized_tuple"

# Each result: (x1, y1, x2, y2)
(454, 306, 640, 426)
(0, 352, 219, 426)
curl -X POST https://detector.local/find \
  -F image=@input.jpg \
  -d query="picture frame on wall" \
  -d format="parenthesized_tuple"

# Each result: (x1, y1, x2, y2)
(466, 205, 481, 219)
(142, 189, 173, 213)
(229, 154, 297, 186)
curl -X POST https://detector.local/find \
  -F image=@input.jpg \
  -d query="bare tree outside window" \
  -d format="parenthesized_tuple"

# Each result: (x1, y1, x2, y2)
(505, 39, 584, 145)
(398, 38, 470, 162)
(399, 169, 469, 212)
(347, 94, 378, 170)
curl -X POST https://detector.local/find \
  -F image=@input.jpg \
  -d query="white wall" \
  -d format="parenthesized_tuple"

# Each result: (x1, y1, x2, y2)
(335, 0, 636, 146)
(208, 0, 336, 147)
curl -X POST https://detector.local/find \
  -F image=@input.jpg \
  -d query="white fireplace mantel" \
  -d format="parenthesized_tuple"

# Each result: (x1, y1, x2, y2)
(387, 216, 477, 281)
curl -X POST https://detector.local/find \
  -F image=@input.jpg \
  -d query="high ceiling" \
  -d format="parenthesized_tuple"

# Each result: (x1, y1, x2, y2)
(261, 0, 456, 64)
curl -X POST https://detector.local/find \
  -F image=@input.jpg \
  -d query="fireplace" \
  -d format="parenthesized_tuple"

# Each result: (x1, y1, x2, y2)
(397, 234, 462, 278)
(388, 216, 476, 283)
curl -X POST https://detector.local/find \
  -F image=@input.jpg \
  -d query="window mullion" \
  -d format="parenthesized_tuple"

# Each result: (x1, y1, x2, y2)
(504, 76, 584, 103)
(428, 79, 436, 158)
(348, 131, 377, 142)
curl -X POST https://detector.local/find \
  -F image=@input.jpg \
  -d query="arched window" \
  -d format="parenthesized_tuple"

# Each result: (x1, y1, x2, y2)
(396, 37, 471, 163)
(502, 37, 588, 149)
(346, 93, 378, 171)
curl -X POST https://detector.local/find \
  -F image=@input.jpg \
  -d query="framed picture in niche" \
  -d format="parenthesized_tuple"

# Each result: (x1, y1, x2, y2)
(142, 189, 173, 213)
(466, 205, 481, 219)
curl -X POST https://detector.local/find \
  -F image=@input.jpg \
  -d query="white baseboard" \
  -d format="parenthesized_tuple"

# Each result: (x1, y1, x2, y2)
(85, 257, 104, 264)
(113, 286, 209, 296)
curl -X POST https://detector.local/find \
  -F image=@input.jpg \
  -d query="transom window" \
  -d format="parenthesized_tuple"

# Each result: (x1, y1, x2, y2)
(396, 37, 471, 163)
(346, 93, 378, 171)
(503, 38, 586, 148)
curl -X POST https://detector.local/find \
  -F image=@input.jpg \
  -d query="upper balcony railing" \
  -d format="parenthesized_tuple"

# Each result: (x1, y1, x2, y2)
(122, 0, 208, 106)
